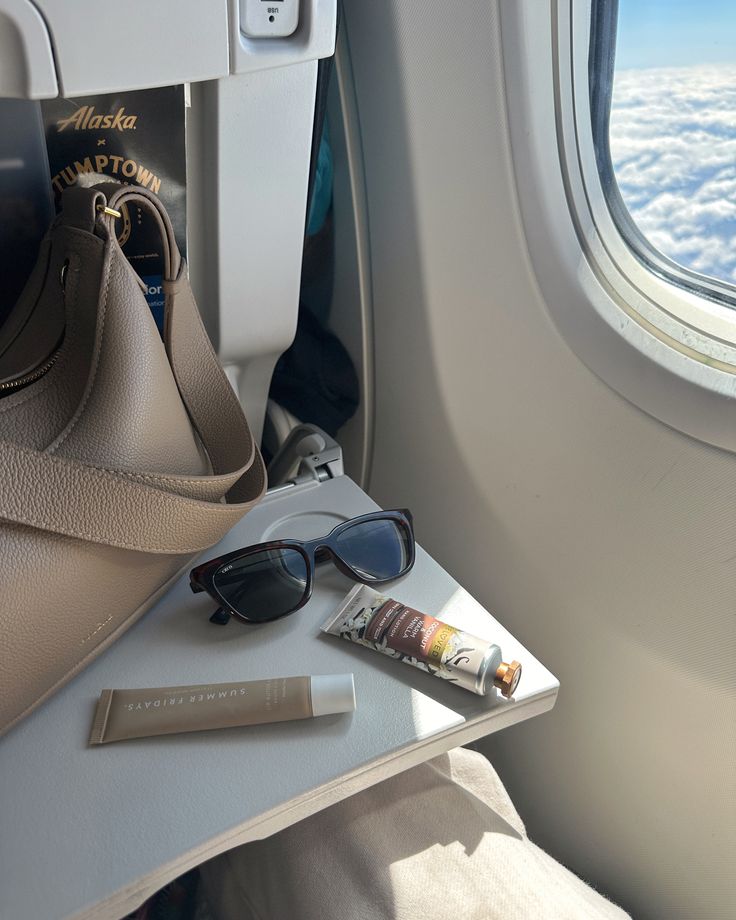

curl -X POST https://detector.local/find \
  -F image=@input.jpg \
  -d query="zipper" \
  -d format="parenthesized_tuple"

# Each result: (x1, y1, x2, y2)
(0, 258, 68, 396)
(0, 349, 62, 394)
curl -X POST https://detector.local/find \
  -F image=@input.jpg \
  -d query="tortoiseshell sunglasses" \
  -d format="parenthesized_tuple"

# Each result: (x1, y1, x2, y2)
(190, 509, 415, 624)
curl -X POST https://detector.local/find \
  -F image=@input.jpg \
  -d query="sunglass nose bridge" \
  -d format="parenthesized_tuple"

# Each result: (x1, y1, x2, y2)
(314, 545, 334, 565)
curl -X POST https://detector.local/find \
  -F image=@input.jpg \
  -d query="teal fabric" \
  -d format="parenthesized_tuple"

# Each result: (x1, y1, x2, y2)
(306, 124, 333, 237)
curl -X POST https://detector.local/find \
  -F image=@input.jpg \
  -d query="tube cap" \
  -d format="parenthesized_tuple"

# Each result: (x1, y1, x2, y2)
(310, 674, 356, 717)
(493, 661, 522, 698)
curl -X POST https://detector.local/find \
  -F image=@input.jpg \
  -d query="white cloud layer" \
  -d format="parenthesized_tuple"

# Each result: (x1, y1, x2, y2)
(610, 64, 736, 283)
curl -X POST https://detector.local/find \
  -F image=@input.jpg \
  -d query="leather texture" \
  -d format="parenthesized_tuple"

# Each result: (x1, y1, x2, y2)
(0, 184, 266, 737)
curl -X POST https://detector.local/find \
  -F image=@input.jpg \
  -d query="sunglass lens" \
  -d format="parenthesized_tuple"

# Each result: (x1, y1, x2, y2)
(213, 548, 308, 622)
(334, 518, 412, 581)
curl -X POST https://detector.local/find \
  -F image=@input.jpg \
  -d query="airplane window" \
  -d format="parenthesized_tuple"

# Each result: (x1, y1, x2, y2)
(504, 0, 736, 449)
(592, 0, 736, 308)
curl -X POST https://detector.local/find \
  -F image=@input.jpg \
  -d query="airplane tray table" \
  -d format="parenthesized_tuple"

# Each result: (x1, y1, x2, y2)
(0, 475, 559, 920)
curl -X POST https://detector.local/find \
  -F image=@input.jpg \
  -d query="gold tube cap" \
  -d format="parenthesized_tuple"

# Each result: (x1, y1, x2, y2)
(493, 660, 522, 698)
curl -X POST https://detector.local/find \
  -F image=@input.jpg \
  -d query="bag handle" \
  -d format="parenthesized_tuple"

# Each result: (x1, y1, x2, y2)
(0, 186, 266, 552)
(94, 182, 182, 282)
(61, 182, 181, 281)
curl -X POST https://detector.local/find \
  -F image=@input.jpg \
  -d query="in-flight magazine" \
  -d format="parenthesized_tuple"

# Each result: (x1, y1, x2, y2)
(42, 85, 187, 333)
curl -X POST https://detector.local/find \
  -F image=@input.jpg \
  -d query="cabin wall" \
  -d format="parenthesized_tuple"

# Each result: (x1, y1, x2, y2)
(340, 1, 736, 917)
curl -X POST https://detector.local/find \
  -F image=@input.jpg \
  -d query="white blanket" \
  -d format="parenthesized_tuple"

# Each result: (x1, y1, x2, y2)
(201, 748, 630, 920)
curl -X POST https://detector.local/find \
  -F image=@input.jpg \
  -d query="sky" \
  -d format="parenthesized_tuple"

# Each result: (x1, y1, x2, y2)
(615, 0, 736, 70)
(609, 0, 736, 285)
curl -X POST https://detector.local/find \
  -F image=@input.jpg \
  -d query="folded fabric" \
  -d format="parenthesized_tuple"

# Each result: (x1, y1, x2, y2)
(200, 747, 630, 920)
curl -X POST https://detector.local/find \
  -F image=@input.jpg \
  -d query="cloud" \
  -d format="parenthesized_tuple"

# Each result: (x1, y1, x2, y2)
(609, 64, 736, 283)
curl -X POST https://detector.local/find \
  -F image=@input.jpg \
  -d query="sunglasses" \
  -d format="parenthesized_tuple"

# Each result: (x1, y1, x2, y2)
(190, 509, 415, 624)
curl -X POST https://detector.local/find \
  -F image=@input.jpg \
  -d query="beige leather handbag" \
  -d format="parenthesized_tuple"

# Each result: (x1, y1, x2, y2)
(0, 183, 266, 737)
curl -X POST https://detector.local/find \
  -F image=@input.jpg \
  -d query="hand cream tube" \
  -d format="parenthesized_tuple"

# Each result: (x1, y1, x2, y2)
(321, 585, 521, 697)
(89, 674, 356, 745)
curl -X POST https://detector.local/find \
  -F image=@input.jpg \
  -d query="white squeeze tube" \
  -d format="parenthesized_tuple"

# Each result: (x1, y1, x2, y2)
(89, 675, 356, 745)
(321, 585, 522, 698)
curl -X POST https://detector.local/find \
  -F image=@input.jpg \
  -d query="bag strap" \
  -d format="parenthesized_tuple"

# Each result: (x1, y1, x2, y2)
(95, 183, 259, 501)
(0, 439, 262, 554)
(0, 185, 266, 553)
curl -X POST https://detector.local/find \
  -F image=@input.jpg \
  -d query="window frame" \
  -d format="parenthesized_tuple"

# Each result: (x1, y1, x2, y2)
(564, 0, 736, 366)
(499, 0, 736, 453)
(590, 0, 736, 318)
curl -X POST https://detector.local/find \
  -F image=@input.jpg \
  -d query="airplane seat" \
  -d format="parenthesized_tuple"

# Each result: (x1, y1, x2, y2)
(0, 0, 338, 453)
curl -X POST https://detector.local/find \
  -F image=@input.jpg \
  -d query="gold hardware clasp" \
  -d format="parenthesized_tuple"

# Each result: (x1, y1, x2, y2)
(96, 204, 122, 219)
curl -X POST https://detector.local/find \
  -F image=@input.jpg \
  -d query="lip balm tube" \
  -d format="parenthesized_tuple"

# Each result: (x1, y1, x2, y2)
(89, 674, 356, 745)
(321, 585, 521, 697)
